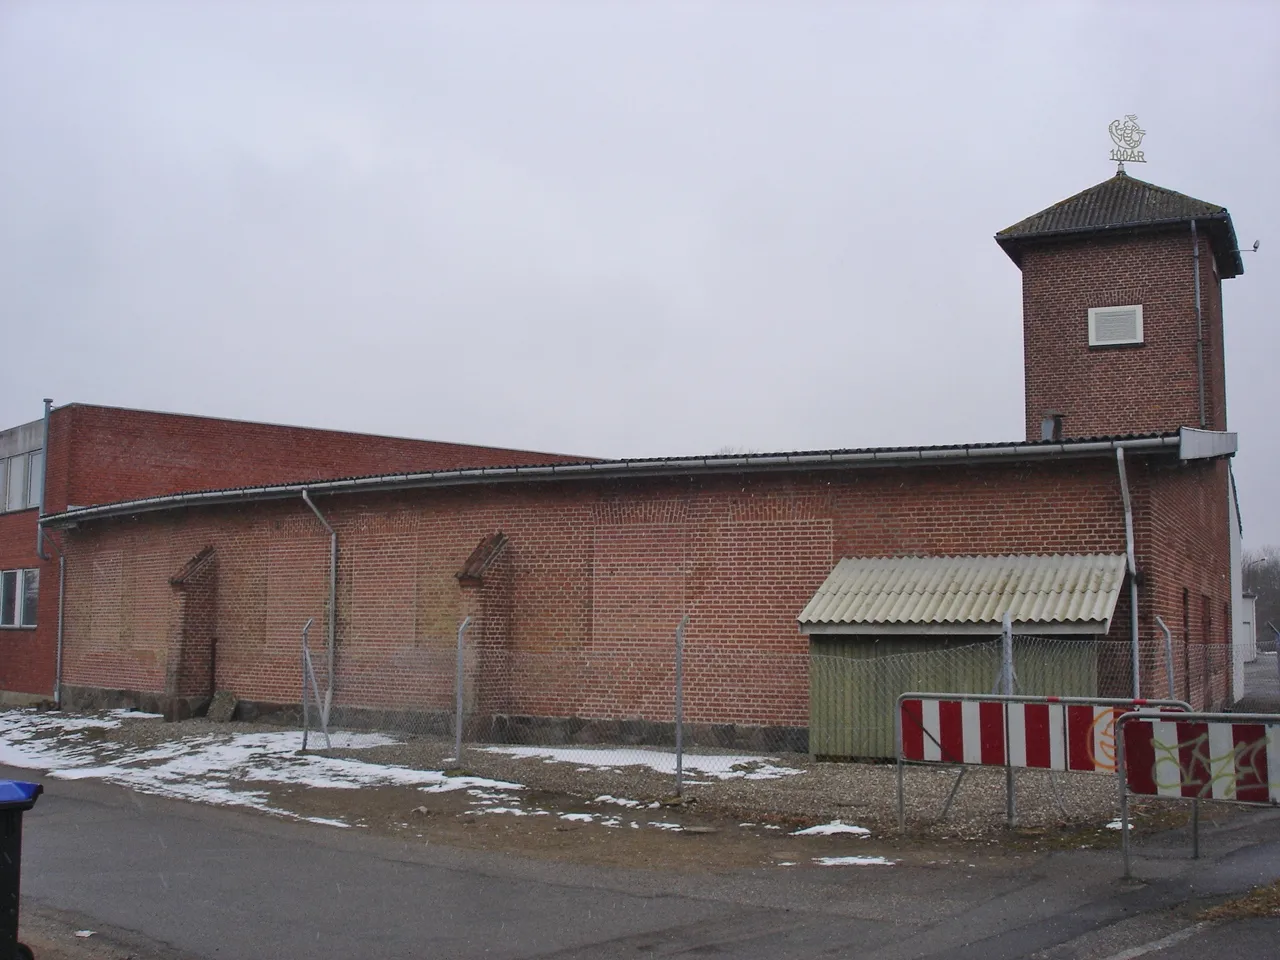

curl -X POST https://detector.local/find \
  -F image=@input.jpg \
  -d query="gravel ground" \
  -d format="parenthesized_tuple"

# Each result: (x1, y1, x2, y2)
(38, 712, 1134, 837)
(339, 736, 1124, 836)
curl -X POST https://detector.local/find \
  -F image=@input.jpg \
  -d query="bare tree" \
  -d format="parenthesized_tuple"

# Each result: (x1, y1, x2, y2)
(1244, 546, 1280, 651)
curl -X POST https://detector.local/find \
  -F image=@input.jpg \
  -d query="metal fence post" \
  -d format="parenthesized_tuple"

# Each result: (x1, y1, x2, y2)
(895, 700, 905, 833)
(301, 618, 313, 751)
(1118, 713, 1131, 879)
(1002, 612, 1016, 827)
(1156, 616, 1176, 700)
(675, 615, 688, 797)
(455, 616, 472, 765)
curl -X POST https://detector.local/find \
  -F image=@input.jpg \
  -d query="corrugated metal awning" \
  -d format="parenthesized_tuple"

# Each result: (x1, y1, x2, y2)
(798, 554, 1127, 636)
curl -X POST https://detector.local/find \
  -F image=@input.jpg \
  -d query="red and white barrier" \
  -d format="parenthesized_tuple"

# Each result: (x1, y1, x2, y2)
(1121, 718, 1280, 803)
(900, 697, 1186, 775)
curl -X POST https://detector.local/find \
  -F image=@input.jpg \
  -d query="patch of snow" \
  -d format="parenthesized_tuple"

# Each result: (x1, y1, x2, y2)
(477, 744, 802, 781)
(791, 820, 871, 838)
(0, 709, 522, 827)
(1105, 820, 1130, 831)
(813, 856, 895, 867)
(649, 821, 683, 831)
(592, 794, 644, 808)
(303, 817, 350, 828)
(475, 806, 531, 816)
(777, 862, 797, 867)
(107, 709, 165, 720)
(559, 813, 595, 822)
(467, 789, 511, 801)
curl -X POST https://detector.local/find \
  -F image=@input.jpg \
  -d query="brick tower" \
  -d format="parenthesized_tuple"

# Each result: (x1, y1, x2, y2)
(996, 171, 1244, 442)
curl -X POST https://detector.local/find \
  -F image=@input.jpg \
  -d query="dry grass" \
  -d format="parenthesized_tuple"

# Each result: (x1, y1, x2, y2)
(1200, 880, 1280, 920)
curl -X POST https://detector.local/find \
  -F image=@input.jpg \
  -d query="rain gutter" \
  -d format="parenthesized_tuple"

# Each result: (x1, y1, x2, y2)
(41, 435, 1182, 529)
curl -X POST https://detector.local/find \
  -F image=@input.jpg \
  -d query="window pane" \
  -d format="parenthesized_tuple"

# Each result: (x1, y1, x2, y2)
(26, 451, 43, 510)
(5, 455, 25, 511)
(21, 570, 38, 627)
(0, 571, 16, 627)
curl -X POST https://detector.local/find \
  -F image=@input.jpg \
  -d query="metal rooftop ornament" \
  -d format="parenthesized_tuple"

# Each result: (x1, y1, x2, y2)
(1108, 115, 1147, 170)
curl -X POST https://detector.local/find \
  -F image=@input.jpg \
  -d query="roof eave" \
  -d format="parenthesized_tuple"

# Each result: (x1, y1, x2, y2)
(40, 434, 1182, 529)
(996, 214, 1244, 278)
(799, 621, 1109, 637)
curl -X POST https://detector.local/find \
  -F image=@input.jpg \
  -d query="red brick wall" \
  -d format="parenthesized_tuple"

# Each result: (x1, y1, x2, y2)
(0, 508, 57, 698)
(1144, 458, 1233, 708)
(48, 404, 586, 514)
(60, 457, 1181, 727)
(1021, 229, 1227, 440)
(0, 403, 583, 697)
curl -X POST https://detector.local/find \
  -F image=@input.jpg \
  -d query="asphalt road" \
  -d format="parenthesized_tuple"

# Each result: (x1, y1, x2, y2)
(14, 769, 1280, 959)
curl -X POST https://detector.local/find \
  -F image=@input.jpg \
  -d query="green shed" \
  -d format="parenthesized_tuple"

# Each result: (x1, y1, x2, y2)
(798, 554, 1128, 759)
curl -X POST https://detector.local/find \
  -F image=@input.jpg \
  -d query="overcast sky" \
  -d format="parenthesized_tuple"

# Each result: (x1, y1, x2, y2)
(1, 2, 1276, 545)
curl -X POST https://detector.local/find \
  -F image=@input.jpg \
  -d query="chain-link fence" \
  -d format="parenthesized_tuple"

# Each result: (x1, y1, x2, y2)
(296, 616, 1243, 798)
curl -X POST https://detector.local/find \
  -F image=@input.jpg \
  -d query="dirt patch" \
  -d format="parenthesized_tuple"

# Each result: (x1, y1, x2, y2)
(1201, 879, 1280, 920)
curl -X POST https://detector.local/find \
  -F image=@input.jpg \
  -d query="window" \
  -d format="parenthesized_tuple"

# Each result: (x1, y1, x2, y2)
(1088, 305, 1144, 346)
(21, 570, 38, 627)
(1, 451, 43, 513)
(26, 451, 43, 510)
(4, 455, 23, 511)
(0, 569, 37, 628)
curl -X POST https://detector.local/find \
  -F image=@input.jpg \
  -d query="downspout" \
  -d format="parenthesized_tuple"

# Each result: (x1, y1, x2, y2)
(301, 490, 336, 721)
(1192, 221, 1206, 428)
(36, 398, 52, 559)
(38, 528, 66, 708)
(1116, 448, 1141, 697)
(55, 554, 65, 708)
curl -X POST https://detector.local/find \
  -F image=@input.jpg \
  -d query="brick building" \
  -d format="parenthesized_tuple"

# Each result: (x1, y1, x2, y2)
(36, 170, 1251, 751)
(0, 404, 584, 703)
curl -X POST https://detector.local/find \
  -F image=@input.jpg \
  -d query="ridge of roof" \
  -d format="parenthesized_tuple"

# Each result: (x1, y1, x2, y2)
(996, 171, 1243, 278)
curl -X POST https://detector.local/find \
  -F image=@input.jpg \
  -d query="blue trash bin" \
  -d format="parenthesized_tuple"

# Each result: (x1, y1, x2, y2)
(0, 781, 41, 960)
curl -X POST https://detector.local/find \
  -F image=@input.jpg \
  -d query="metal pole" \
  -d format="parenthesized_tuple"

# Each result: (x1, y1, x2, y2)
(1156, 616, 1176, 701)
(1192, 799, 1200, 859)
(1002, 612, 1016, 826)
(301, 490, 337, 725)
(301, 618, 313, 751)
(54, 555, 65, 708)
(36, 398, 52, 559)
(896, 703, 906, 833)
(675, 615, 688, 797)
(1116, 447, 1141, 698)
(302, 644, 331, 749)
(1118, 715, 1131, 879)
(455, 616, 472, 764)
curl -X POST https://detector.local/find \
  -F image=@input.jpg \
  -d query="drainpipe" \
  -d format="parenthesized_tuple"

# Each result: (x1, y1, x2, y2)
(37, 528, 66, 707)
(1192, 221, 1206, 429)
(55, 554, 65, 708)
(36, 398, 52, 559)
(1116, 448, 1141, 697)
(301, 490, 336, 723)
